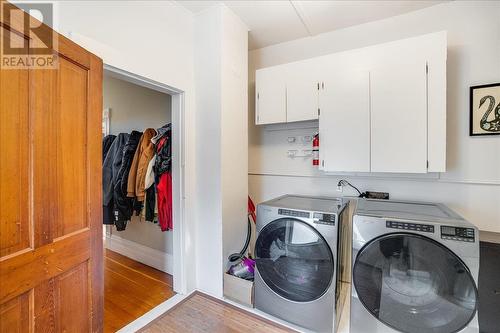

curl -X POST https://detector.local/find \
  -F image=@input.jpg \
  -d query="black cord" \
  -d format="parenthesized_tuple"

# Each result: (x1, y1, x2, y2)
(337, 179, 363, 197)
(228, 215, 253, 262)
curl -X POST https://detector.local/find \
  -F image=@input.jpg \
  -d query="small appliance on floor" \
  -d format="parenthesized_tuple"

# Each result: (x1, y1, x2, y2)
(351, 199, 479, 333)
(254, 195, 349, 333)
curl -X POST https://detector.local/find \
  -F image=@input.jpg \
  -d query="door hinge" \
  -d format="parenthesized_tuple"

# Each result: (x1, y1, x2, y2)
(322, 82, 324, 89)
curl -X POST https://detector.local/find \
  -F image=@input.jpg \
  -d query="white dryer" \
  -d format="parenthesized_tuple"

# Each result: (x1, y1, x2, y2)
(351, 199, 479, 333)
(254, 195, 349, 333)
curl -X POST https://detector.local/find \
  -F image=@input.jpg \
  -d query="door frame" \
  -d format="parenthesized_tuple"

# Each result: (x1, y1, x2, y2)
(103, 64, 187, 295)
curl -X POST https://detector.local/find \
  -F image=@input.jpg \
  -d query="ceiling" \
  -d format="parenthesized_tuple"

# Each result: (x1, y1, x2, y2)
(177, 0, 447, 50)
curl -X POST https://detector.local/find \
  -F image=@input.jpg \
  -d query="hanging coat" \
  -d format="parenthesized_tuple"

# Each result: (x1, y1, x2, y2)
(113, 130, 142, 228)
(102, 133, 129, 225)
(153, 125, 172, 231)
(127, 128, 156, 201)
(102, 134, 116, 162)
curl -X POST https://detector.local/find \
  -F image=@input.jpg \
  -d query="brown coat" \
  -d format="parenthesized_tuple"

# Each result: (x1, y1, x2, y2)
(127, 128, 156, 201)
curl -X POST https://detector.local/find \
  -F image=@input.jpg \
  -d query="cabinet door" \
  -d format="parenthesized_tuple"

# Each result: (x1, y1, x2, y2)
(319, 70, 370, 172)
(370, 62, 427, 173)
(255, 66, 286, 125)
(286, 61, 319, 122)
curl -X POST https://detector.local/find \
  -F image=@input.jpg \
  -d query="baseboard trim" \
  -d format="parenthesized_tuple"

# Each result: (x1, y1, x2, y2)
(105, 235, 173, 275)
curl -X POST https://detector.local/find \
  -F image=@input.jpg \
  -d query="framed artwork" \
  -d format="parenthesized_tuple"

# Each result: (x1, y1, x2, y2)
(470, 83, 500, 136)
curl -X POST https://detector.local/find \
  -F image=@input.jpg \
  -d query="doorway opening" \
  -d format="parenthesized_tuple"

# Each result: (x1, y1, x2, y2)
(101, 65, 186, 332)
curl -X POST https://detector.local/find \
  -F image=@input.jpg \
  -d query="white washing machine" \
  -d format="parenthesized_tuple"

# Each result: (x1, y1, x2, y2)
(254, 195, 349, 333)
(351, 199, 479, 333)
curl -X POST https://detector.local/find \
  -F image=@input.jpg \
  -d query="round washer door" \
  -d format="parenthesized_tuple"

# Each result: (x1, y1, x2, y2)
(353, 233, 478, 333)
(255, 218, 334, 302)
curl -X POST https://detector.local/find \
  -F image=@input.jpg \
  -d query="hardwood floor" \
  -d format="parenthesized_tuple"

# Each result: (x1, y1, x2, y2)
(104, 249, 174, 333)
(140, 292, 297, 333)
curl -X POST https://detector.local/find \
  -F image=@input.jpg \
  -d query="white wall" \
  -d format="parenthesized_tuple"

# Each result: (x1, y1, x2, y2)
(221, 6, 249, 271)
(249, 1, 500, 233)
(103, 75, 173, 254)
(56, 0, 198, 291)
(193, 5, 223, 297)
(58, 1, 248, 296)
(194, 4, 248, 297)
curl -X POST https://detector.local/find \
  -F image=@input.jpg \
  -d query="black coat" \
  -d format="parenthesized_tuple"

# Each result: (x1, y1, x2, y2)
(102, 133, 129, 225)
(113, 131, 142, 228)
(153, 123, 172, 177)
(102, 135, 116, 162)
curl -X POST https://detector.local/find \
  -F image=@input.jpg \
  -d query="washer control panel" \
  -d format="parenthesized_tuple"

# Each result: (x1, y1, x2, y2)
(441, 226, 475, 242)
(313, 213, 336, 225)
(386, 220, 434, 233)
(278, 209, 310, 219)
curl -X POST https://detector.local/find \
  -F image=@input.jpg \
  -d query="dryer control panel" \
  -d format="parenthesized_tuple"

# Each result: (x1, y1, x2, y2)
(441, 226, 475, 242)
(313, 213, 336, 225)
(278, 209, 310, 218)
(386, 220, 434, 233)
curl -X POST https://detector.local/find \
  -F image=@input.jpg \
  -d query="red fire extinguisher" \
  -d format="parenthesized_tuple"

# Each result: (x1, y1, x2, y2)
(312, 133, 319, 166)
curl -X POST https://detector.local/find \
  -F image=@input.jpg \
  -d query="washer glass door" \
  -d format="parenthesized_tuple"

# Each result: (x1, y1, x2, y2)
(353, 233, 478, 333)
(255, 218, 334, 302)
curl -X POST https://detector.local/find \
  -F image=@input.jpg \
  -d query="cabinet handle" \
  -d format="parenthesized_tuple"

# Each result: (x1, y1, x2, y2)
(317, 82, 320, 90)
(322, 82, 324, 89)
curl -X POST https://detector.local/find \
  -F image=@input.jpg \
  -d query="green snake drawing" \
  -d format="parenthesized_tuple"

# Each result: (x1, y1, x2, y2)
(478, 95, 500, 132)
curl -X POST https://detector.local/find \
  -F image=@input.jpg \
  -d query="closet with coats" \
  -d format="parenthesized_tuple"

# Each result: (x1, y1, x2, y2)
(102, 125, 172, 232)
(100, 73, 175, 333)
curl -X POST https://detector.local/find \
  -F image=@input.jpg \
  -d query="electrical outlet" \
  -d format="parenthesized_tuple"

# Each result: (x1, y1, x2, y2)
(302, 135, 312, 143)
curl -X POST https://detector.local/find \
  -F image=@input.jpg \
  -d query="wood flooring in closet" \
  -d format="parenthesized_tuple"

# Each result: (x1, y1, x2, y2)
(104, 249, 175, 333)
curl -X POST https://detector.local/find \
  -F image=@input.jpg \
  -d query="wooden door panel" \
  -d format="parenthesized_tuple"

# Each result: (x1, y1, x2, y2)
(1, 3, 103, 332)
(55, 58, 88, 237)
(34, 278, 57, 332)
(57, 262, 90, 332)
(0, 292, 31, 333)
(32, 262, 90, 332)
(0, 230, 90, 304)
(0, 26, 30, 257)
(31, 67, 57, 248)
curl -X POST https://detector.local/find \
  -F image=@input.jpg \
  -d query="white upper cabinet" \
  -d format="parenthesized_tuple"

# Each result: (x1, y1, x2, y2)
(254, 31, 447, 173)
(286, 60, 320, 122)
(319, 69, 370, 172)
(370, 62, 428, 173)
(255, 65, 287, 125)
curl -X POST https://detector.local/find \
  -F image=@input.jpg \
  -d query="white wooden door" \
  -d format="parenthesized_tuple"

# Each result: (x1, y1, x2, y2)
(370, 62, 428, 173)
(319, 70, 370, 172)
(255, 66, 287, 125)
(286, 60, 319, 122)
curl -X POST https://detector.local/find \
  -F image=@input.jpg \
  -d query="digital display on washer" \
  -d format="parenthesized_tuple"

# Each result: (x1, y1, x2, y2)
(441, 226, 475, 242)
(278, 209, 310, 218)
(313, 213, 335, 225)
(385, 220, 434, 233)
